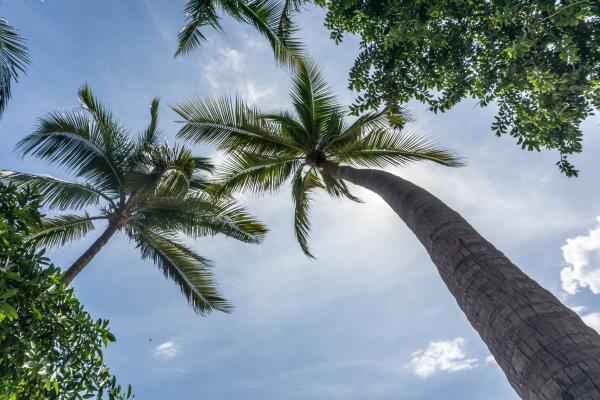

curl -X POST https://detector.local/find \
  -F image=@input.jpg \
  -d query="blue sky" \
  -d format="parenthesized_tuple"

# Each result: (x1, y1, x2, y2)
(3, 1, 600, 399)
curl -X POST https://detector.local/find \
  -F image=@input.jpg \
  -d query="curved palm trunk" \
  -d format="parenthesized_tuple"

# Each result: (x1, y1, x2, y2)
(62, 222, 120, 286)
(322, 161, 600, 399)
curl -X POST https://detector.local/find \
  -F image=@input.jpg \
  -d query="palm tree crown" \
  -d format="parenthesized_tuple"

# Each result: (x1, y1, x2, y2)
(0, 17, 30, 117)
(176, 0, 319, 66)
(0, 85, 267, 314)
(173, 60, 462, 257)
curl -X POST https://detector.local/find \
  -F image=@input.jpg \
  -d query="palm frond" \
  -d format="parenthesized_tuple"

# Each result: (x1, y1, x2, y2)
(191, 156, 214, 173)
(78, 84, 121, 135)
(189, 174, 211, 191)
(316, 109, 346, 150)
(129, 225, 231, 314)
(153, 145, 196, 197)
(0, 170, 116, 210)
(126, 143, 197, 197)
(291, 59, 341, 145)
(25, 214, 104, 249)
(175, 0, 221, 57)
(319, 169, 362, 203)
(324, 108, 411, 151)
(140, 97, 161, 147)
(291, 167, 323, 258)
(174, 96, 299, 155)
(128, 98, 163, 173)
(0, 18, 30, 117)
(78, 85, 133, 192)
(261, 110, 311, 149)
(15, 109, 125, 197)
(284, 0, 316, 13)
(334, 130, 464, 168)
(137, 193, 268, 244)
(176, 0, 304, 66)
(215, 151, 302, 194)
(235, 0, 304, 67)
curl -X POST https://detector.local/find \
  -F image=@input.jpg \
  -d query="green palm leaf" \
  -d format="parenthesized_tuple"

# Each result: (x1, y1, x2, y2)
(26, 214, 105, 249)
(129, 225, 232, 314)
(233, 0, 304, 67)
(140, 97, 161, 147)
(0, 18, 30, 117)
(137, 194, 268, 244)
(334, 130, 464, 168)
(0, 170, 116, 210)
(291, 60, 340, 144)
(15, 108, 126, 198)
(319, 169, 361, 203)
(176, 0, 304, 67)
(324, 108, 410, 151)
(174, 96, 299, 154)
(291, 167, 323, 258)
(215, 151, 302, 194)
(175, 0, 221, 57)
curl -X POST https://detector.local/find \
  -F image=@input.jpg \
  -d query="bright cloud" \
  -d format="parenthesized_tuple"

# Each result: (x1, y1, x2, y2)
(582, 312, 600, 334)
(219, 48, 243, 71)
(408, 337, 478, 378)
(560, 217, 600, 295)
(567, 306, 600, 334)
(241, 81, 274, 104)
(201, 47, 275, 102)
(485, 355, 497, 364)
(153, 340, 179, 359)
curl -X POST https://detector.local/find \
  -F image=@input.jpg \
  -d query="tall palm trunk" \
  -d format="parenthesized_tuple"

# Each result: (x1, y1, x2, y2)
(62, 221, 120, 286)
(322, 161, 600, 399)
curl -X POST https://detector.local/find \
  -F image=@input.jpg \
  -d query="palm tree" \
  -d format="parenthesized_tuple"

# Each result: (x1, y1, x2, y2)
(173, 60, 600, 397)
(0, 17, 30, 117)
(176, 0, 319, 66)
(0, 85, 267, 315)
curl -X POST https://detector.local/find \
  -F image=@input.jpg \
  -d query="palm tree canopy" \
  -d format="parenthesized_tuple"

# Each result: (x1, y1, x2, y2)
(173, 60, 463, 257)
(176, 0, 320, 66)
(0, 85, 267, 314)
(0, 17, 30, 117)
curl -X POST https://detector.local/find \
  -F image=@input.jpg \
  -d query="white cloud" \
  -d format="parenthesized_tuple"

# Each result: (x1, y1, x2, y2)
(200, 47, 275, 103)
(566, 306, 600, 334)
(485, 355, 497, 364)
(219, 48, 243, 72)
(582, 312, 600, 334)
(570, 306, 600, 334)
(202, 47, 244, 89)
(153, 340, 179, 359)
(241, 81, 275, 104)
(560, 217, 600, 295)
(408, 337, 478, 378)
(569, 305, 587, 314)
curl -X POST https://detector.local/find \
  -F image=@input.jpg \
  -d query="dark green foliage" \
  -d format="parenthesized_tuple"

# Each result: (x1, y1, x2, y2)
(1, 85, 267, 315)
(323, 0, 600, 176)
(0, 183, 132, 400)
(174, 60, 461, 257)
(0, 17, 30, 118)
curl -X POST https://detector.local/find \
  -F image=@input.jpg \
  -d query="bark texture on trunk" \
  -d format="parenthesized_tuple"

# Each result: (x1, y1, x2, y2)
(62, 222, 120, 286)
(323, 161, 600, 399)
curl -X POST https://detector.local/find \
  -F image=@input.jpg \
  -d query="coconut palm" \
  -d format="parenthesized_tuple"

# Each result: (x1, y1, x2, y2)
(176, 0, 319, 65)
(0, 17, 30, 117)
(173, 60, 600, 397)
(0, 85, 267, 315)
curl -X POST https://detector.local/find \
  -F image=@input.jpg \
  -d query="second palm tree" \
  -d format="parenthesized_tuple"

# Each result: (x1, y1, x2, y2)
(1, 85, 267, 314)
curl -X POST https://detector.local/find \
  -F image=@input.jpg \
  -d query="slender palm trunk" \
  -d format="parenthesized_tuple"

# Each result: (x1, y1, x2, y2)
(62, 222, 120, 286)
(322, 161, 600, 399)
